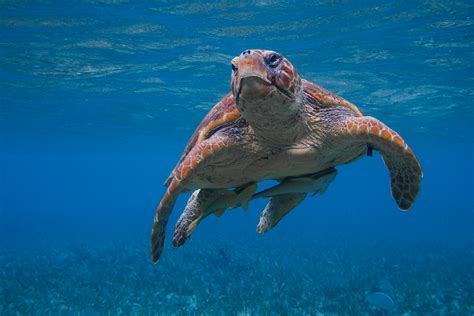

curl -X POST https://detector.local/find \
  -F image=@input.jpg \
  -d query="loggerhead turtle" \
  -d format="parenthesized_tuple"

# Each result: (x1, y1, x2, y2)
(151, 49, 422, 263)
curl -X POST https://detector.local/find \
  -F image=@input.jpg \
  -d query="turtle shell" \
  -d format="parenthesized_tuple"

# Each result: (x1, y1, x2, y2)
(164, 80, 363, 187)
(164, 92, 240, 186)
(302, 79, 363, 117)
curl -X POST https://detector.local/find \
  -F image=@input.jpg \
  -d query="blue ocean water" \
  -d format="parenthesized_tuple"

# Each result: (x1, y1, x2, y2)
(1, 1, 473, 314)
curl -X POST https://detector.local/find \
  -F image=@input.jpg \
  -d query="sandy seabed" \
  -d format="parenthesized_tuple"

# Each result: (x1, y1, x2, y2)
(2, 238, 473, 315)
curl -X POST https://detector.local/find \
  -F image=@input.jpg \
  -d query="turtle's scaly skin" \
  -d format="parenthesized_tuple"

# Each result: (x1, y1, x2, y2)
(151, 49, 422, 263)
(164, 93, 240, 187)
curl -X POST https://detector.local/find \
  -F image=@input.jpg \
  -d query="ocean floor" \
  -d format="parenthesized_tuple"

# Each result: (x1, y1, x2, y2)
(1, 238, 473, 315)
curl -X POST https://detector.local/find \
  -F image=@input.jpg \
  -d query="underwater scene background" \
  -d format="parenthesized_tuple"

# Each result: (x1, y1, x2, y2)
(1, 1, 473, 314)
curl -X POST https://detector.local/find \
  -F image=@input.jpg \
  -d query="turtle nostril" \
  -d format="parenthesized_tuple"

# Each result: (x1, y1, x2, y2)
(242, 49, 251, 56)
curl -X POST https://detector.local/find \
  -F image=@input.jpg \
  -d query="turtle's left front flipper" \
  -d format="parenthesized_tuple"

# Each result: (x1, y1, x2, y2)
(339, 116, 422, 210)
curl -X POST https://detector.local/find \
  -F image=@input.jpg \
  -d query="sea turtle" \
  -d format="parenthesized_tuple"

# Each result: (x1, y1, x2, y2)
(151, 49, 422, 263)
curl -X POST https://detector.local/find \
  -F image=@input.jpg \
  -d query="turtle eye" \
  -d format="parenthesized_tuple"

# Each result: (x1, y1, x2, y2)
(266, 53, 282, 68)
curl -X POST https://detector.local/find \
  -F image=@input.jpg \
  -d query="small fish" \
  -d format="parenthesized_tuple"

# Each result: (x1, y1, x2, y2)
(252, 168, 337, 198)
(208, 183, 257, 213)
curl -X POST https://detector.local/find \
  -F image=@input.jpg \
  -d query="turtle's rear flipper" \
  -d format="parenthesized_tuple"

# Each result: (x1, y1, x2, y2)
(256, 193, 306, 234)
(173, 184, 257, 247)
(255, 169, 337, 233)
(340, 116, 422, 209)
(173, 189, 224, 247)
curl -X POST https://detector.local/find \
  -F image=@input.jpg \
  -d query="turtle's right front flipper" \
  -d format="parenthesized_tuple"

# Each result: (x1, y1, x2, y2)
(151, 138, 230, 263)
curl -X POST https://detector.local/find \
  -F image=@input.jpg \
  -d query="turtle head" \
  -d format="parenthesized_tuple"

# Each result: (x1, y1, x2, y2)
(231, 49, 303, 123)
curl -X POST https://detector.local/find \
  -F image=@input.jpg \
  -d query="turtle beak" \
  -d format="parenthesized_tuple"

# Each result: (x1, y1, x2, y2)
(231, 50, 272, 103)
